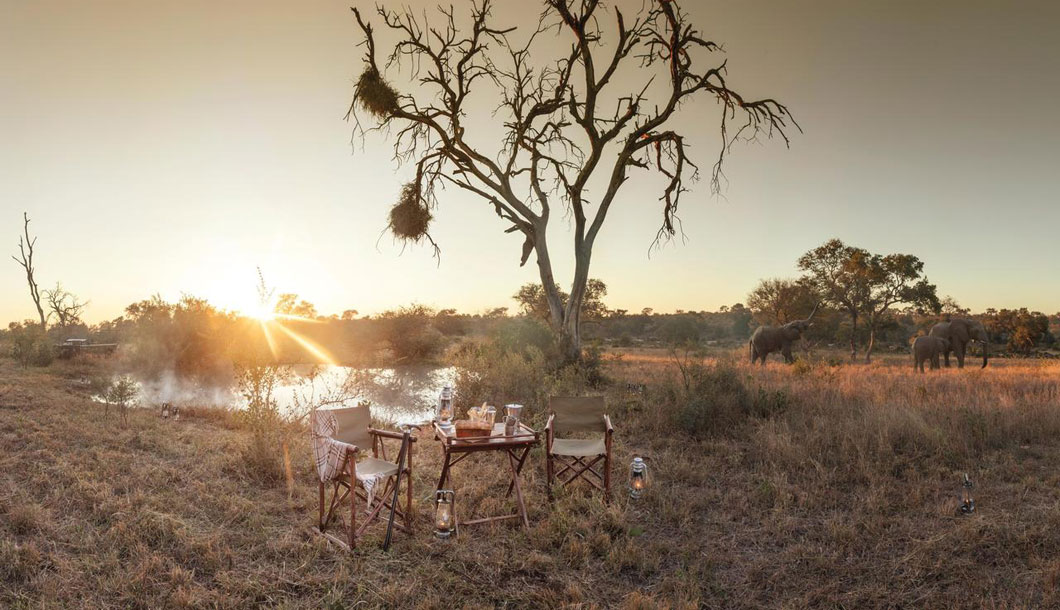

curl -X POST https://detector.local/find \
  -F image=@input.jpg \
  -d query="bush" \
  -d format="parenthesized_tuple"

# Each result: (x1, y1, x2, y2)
(235, 363, 289, 483)
(447, 322, 607, 427)
(654, 360, 790, 438)
(8, 321, 53, 367)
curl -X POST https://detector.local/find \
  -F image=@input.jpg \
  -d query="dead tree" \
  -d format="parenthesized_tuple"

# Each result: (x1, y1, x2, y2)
(12, 212, 47, 329)
(44, 282, 88, 328)
(348, 0, 798, 362)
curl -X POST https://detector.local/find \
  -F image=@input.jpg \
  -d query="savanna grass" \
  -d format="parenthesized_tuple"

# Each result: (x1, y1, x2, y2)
(3, 352, 1060, 608)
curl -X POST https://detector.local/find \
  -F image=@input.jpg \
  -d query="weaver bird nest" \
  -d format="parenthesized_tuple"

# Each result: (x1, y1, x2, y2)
(388, 182, 433, 243)
(354, 68, 399, 119)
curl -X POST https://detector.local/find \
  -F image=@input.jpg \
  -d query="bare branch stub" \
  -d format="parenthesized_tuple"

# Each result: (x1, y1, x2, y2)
(346, 0, 797, 359)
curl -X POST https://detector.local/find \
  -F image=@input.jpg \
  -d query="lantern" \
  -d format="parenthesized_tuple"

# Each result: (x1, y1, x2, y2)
(959, 473, 975, 514)
(629, 456, 649, 499)
(434, 489, 455, 538)
(437, 385, 454, 432)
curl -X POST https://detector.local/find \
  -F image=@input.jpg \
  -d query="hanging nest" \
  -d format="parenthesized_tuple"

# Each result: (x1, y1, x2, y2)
(354, 67, 400, 119)
(388, 182, 433, 243)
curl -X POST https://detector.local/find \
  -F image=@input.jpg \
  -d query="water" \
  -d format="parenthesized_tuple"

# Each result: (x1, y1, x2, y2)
(115, 365, 455, 425)
(271, 364, 454, 425)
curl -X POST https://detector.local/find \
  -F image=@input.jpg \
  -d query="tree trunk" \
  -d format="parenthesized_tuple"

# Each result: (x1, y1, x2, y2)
(849, 311, 858, 361)
(533, 228, 584, 364)
(864, 322, 876, 363)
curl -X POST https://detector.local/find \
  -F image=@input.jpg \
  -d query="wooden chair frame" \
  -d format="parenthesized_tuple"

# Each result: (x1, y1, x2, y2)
(545, 408, 613, 503)
(318, 427, 416, 549)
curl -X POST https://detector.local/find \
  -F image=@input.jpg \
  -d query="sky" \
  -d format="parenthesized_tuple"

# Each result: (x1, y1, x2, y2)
(2, 0, 1058, 324)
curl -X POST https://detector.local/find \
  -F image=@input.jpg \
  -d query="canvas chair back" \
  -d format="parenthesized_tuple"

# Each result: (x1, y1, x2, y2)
(550, 396, 606, 436)
(329, 405, 373, 451)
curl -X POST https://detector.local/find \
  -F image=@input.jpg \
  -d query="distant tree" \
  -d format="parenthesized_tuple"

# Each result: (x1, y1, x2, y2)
(987, 308, 1052, 352)
(746, 278, 817, 325)
(274, 294, 318, 319)
(798, 239, 875, 360)
(658, 315, 701, 347)
(939, 295, 970, 318)
(641, 308, 654, 317)
(44, 282, 88, 328)
(484, 307, 509, 319)
(861, 253, 938, 362)
(11, 213, 47, 329)
(378, 304, 446, 362)
(340, 309, 359, 321)
(729, 303, 752, 337)
(434, 308, 467, 336)
(347, 0, 796, 362)
(514, 279, 609, 323)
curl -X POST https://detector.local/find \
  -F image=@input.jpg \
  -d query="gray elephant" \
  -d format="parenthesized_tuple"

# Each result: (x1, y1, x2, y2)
(912, 335, 950, 372)
(750, 304, 818, 365)
(929, 318, 989, 368)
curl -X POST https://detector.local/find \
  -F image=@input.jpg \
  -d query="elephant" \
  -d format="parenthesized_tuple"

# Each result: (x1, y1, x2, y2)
(929, 318, 989, 369)
(912, 335, 950, 372)
(749, 304, 818, 365)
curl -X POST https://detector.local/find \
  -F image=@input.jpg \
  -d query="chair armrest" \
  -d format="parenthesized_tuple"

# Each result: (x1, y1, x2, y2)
(545, 413, 554, 452)
(603, 414, 613, 436)
(370, 428, 418, 442)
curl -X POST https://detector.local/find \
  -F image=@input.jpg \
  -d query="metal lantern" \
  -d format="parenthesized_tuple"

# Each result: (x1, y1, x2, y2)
(437, 385, 454, 432)
(629, 456, 649, 499)
(959, 473, 975, 514)
(434, 489, 455, 538)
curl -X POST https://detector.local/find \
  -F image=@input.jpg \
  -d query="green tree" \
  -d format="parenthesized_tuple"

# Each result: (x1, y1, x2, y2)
(861, 254, 939, 362)
(746, 278, 818, 326)
(798, 239, 875, 360)
(514, 279, 609, 323)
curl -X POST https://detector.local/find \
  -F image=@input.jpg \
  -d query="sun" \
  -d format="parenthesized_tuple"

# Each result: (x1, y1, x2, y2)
(248, 301, 276, 323)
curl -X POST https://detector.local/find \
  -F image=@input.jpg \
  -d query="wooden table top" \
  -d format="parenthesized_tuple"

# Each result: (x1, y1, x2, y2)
(433, 421, 539, 450)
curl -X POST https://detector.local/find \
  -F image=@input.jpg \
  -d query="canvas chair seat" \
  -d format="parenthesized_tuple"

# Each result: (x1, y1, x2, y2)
(550, 437, 606, 457)
(356, 456, 399, 479)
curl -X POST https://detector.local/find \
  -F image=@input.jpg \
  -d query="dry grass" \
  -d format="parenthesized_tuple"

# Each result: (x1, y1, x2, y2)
(3, 353, 1060, 608)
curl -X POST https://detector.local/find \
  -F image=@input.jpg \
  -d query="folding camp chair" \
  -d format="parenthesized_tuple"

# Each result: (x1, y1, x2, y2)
(545, 396, 613, 502)
(311, 405, 415, 549)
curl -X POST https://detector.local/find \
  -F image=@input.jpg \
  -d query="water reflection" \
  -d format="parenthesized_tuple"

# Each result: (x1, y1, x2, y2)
(118, 365, 455, 426)
(276, 365, 454, 425)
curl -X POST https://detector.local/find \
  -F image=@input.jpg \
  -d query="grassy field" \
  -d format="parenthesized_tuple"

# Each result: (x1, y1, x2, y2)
(2, 351, 1060, 609)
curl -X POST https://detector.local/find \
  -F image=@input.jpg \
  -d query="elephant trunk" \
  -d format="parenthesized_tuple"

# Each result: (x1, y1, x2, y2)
(803, 302, 820, 324)
(981, 339, 988, 369)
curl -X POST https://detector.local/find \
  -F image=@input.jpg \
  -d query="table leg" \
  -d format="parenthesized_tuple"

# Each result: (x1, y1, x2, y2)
(437, 450, 451, 491)
(505, 446, 531, 498)
(507, 449, 530, 529)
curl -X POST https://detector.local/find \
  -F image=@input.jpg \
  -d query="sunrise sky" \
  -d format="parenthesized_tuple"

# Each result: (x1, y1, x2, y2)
(2, 0, 1058, 324)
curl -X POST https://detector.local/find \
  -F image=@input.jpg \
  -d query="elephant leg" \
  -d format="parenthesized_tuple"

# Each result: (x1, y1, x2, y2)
(931, 354, 939, 370)
(956, 343, 965, 369)
(782, 345, 793, 364)
(942, 351, 950, 367)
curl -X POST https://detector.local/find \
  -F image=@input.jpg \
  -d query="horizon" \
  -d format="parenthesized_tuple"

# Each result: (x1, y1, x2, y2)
(3, 0, 1059, 324)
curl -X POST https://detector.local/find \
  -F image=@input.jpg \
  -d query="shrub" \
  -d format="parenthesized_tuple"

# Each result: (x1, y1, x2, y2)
(105, 375, 139, 427)
(235, 363, 289, 483)
(653, 359, 790, 438)
(8, 321, 53, 368)
(447, 323, 607, 426)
